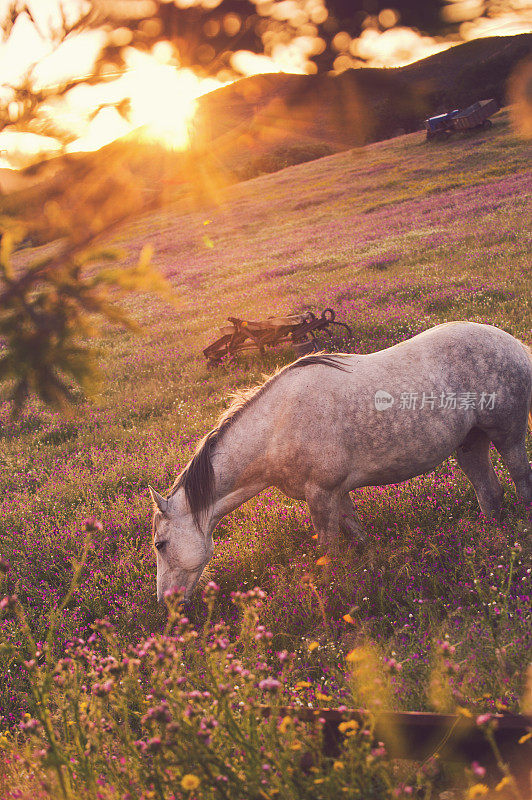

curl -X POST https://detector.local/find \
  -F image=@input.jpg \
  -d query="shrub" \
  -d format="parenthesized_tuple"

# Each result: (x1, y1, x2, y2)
(237, 143, 336, 180)
(0, 566, 394, 800)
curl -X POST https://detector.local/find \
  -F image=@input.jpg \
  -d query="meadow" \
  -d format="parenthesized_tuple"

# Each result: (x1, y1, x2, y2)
(0, 108, 531, 798)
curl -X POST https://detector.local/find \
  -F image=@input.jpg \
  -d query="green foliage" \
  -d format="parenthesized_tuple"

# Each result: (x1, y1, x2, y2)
(0, 2, 182, 416)
(0, 225, 175, 414)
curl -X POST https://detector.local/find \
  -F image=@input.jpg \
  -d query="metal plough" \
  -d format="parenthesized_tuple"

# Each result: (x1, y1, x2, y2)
(203, 308, 352, 366)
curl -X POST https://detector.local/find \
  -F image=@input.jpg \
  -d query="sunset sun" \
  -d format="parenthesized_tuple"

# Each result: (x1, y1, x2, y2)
(121, 53, 222, 150)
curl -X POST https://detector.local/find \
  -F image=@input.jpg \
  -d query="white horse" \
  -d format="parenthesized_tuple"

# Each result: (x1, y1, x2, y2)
(150, 322, 532, 602)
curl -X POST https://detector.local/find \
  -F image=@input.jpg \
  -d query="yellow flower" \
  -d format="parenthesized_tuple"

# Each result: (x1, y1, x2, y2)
(496, 776, 512, 792)
(278, 715, 292, 733)
(308, 641, 319, 652)
(518, 731, 532, 744)
(313, 778, 324, 784)
(346, 648, 364, 663)
(290, 741, 302, 751)
(466, 784, 489, 798)
(333, 760, 344, 771)
(181, 774, 200, 792)
(338, 720, 358, 733)
(316, 692, 332, 702)
(316, 555, 330, 566)
(295, 681, 312, 690)
(342, 613, 355, 624)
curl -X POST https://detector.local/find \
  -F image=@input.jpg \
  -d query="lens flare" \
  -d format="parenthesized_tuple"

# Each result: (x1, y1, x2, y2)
(122, 52, 221, 149)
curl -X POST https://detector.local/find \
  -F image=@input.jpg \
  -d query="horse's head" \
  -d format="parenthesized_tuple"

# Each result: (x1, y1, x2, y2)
(149, 486, 214, 604)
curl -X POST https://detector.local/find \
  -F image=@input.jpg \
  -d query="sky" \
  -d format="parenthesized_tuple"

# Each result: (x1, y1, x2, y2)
(0, 0, 530, 168)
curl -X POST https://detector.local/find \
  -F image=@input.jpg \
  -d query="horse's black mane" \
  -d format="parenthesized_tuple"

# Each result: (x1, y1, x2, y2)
(170, 353, 349, 526)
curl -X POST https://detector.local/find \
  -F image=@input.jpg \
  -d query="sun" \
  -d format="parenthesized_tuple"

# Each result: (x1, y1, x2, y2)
(66, 50, 227, 156)
(122, 52, 222, 150)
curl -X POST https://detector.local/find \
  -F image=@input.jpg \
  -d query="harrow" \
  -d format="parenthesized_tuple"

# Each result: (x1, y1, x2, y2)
(203, 308, 352, 366)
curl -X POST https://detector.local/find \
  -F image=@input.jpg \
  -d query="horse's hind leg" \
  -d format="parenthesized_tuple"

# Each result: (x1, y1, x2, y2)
(455, 428, 504, 520)
(305, 485, 341, 554)
(489, 431, 532, 518)
(339, 493, 366, 543)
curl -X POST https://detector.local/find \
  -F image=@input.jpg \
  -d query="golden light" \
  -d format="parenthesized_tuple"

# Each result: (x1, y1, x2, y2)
(67, 106, 130, 153)
(68, 49, 227, 154)
(378, 8, 400, 29)
(111, 49, 217, 149)
(1, 0, 531, 169)
(347, 27, 451, 69)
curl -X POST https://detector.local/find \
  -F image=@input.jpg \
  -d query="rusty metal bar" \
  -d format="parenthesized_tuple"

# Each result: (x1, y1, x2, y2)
(259, 707, 531, 793)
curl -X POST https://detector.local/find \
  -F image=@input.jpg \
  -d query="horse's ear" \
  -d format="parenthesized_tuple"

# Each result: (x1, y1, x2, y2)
(149, 486, 169, 514)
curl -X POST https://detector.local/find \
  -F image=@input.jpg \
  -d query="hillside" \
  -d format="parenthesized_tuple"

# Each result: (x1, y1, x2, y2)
(192, 33, 532, 178)
(3, 105, 530, 608)
(0, 47, 532, 800)
(2, 32, 530, 238)
(1, 103, 532, 796)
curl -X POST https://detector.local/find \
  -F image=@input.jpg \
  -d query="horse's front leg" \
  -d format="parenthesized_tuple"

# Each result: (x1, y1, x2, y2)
(305, 485, 341, 555)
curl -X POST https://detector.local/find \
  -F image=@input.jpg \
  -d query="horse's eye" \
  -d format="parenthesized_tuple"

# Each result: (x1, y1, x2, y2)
(155, 541, 167, 552)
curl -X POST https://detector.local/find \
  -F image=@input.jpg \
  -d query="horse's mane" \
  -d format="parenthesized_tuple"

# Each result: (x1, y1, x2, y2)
(170, 353, 349, 527)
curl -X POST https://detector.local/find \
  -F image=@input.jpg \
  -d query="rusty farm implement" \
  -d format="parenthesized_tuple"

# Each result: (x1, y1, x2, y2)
(203, 308, 352, 366)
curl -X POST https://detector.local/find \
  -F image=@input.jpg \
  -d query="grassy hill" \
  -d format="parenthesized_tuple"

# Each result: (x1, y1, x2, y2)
(0, 107, 531, 795)
(192, 33, 532, 179)
(3, 33, 530, 241)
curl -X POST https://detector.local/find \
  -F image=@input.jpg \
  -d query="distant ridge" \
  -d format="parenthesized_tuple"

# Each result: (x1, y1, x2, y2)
(1, 33, 530, 238)
(192, 34, 532, 178)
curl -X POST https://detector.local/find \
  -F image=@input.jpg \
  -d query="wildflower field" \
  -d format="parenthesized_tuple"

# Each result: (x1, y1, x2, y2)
(0, 108, 531, 799)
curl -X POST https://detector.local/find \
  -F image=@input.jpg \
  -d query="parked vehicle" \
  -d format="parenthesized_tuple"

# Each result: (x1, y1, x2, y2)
(425, 98, 497, 141)
(425, 109, 460, 140)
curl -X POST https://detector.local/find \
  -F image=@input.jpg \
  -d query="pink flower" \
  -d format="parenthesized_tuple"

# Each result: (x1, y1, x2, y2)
(258, 677, 281, 692)
(147, 737, 163, 752)
(82, 517, 103, 533)
(164, 587, 184, 599)
(203, 581, 220, 597)
(0, 594, 18, 611)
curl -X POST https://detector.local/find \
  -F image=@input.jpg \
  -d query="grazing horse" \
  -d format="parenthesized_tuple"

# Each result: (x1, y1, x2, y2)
(150, 322, 532, 602)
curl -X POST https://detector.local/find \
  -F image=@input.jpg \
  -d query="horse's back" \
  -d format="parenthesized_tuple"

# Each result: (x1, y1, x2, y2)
(267, 322, 531, 491)
(328, 322, 531, 393)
